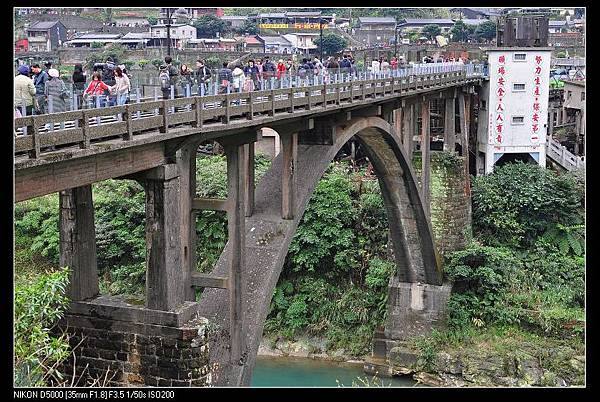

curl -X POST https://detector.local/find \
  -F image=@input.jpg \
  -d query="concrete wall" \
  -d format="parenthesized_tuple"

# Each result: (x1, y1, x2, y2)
(483, 49, 551, 173)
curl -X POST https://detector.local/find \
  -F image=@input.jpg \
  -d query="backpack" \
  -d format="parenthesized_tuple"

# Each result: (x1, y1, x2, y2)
(159, 71, 170, 90)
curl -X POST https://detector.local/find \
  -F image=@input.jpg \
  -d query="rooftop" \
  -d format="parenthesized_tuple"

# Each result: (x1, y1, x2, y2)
(460, 19, 488, 25)
(260, 35, 292, 45)
(73, 33, 121, 39)
(358, 17, 396, 24)
(549, 20, 569, 27)
(258, 13, 286, 19)
(400, 18, 455, 25)
(27, 20, 61, 30)
(286, 11, 322, 17)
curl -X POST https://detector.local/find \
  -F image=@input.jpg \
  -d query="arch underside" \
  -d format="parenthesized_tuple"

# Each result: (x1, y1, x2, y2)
(196, 116, 441, 386)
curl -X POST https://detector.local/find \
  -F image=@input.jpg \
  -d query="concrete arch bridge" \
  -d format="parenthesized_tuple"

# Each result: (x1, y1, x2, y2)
(14, 68, 481, 386)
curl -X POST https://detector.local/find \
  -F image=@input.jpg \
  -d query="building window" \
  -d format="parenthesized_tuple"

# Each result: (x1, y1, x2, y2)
(513, 83, 526, 91)
(481, 100, 487, 110)
(513, 53, 527, 61)
(581, 92, 585, 101)
(512, 116, 525, 125)
(567, 90, 572, 99)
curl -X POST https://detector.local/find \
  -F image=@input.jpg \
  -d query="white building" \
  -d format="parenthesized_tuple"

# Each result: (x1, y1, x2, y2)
(283, 33, 319, 54)
(149, 24, 197, 48)
(477, 48, 553, 174)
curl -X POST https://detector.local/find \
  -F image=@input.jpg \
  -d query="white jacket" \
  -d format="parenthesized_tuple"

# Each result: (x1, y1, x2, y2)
(111, 74, 131, 95)
(232, 67, 245, 90)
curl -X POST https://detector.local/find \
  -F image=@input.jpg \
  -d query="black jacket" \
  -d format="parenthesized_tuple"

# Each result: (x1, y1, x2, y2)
(196, 66, 211, 83)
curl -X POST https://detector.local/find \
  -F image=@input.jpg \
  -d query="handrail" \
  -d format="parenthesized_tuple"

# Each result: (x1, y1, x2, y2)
(14, 68, 480, 161)
(546, 136, 584, 171)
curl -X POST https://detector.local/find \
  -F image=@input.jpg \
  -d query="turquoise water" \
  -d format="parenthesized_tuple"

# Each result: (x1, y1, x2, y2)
(251, 356, 419, 387)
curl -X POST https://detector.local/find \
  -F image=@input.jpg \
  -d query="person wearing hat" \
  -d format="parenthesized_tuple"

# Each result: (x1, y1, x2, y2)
(44, 68, 69, 114)
(14, 65, 36, 116)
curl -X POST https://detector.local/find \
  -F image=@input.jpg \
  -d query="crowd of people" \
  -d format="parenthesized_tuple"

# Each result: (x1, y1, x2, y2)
(155, 54, 366, 97)
(15, 52, 469, 117)
(14, 56, 131, 117)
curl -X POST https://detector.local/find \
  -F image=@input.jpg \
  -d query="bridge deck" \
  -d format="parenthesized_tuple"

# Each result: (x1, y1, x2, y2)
(15, 70, 480, 170)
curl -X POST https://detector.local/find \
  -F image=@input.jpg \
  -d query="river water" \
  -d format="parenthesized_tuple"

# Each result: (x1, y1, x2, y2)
(251, 356, 419, 387)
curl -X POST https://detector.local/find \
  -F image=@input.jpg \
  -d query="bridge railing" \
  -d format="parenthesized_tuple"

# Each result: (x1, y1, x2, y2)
(14, 69, 479, 160)
(546, 136, 585, 171)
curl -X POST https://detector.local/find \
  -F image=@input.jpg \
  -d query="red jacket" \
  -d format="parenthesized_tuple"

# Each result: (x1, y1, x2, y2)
(85, 80, 109, 95)
(276, 63, 286, 79)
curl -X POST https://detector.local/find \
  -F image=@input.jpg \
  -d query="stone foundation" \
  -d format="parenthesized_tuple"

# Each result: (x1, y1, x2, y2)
(54, 296, 213, 387)
(384, 279, 453, 340)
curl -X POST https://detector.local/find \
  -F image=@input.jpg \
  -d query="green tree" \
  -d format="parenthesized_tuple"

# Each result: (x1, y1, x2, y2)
(450, 20, 470, 42)
(474, 20, 497, 42)
(147, 16, 158, 25)
(235, 19, 260, 36)
(421, 24, 442, 40)
(193, 15, 228, 38)
(316, 32, 347, 56)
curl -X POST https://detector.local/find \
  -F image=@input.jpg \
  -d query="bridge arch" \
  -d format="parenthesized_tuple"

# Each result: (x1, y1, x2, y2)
(196, 116, 442, 386)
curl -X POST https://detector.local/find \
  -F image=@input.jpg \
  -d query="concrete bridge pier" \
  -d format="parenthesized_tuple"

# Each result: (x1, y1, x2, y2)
(55, 157, 213, 387)
(59, 185, 99, 301)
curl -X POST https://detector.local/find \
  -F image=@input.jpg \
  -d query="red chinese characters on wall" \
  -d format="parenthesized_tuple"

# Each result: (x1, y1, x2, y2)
(531, 55, 543, 144)
(494, 54, 506, 144)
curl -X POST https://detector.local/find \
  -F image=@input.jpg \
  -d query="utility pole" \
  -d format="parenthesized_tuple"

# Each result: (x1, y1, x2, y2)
(166, 8, 172, 56)
(320, 18, 324, 61)
(394, 23, 398, 59)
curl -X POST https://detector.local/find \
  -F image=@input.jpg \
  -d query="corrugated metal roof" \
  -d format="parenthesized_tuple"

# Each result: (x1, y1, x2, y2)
(74, 33, 122, 39)
(286, 11, 322, 17)
(549, 20, 569, 26)
(401, 18, 455, 25)
(358, 17, 396, 24)
(28, 21, 61, 30)
(460, 19, 488, 25)
(258, 13, 286, 18)
(261, 35, 292, 45)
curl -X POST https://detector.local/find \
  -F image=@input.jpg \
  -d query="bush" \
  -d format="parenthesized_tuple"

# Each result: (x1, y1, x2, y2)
(471, 162, 583, 249)
(444, 243, 521, 329)
(15, 194, 60, 263)
(14, 268, 71, 386)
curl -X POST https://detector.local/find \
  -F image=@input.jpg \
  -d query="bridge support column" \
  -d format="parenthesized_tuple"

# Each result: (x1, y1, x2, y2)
(281, 133, 298, 220)
(444, 95, 456, 152)
(242, 143, 255, 217)
(458, 91, 472, 198)
(421, 97, 431, 213)
(59, 184, 99, 301)
(178, 144, 197, 303)
(142, 164, 185, 311)
(402, 102, 413, 158)
(224, 144, 246, 364)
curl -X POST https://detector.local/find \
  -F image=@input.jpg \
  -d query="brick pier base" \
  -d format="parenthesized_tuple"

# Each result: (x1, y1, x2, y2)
(54, 295, 213, 387)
